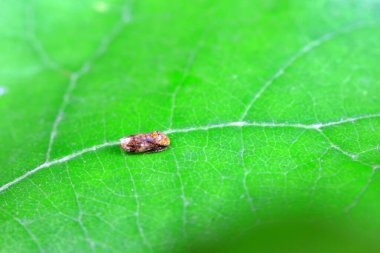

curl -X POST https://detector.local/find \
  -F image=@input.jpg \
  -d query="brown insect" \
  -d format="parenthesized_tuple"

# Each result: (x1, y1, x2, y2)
(120, 131, 170, 153)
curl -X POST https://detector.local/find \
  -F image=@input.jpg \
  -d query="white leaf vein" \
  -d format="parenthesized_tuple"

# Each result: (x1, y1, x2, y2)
(239, 22, 368, 120)
(1, 113, 379, 194)
(44, 5, 131, 162)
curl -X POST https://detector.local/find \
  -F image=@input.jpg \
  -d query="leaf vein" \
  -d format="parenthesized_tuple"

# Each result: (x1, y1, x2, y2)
(44, 4, 132, 162)
(239, 22, 369, 120)
(1, 113, 379, 194)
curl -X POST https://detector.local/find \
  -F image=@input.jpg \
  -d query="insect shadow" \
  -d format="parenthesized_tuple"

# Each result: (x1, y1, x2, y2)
(106, 146, 172, 157)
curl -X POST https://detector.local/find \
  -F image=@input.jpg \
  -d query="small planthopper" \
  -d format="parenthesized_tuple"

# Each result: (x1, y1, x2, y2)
(120, 131, 170, 153)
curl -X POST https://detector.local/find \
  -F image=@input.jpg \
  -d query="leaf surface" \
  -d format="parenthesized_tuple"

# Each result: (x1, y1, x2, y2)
(1, 0, 380, 252)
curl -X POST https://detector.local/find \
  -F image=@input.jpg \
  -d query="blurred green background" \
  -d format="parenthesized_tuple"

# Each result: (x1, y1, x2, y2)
(1, 0, 380, 252)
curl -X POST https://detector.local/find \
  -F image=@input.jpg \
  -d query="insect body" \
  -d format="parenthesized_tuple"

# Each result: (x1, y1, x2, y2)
(120, 131, 170, 153)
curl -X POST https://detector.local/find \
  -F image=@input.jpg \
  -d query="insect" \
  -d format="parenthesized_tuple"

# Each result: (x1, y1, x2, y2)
(120, 131, 170, 153)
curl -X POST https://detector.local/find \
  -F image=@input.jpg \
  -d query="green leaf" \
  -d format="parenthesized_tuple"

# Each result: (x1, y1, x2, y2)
(1, 0, 380, 252)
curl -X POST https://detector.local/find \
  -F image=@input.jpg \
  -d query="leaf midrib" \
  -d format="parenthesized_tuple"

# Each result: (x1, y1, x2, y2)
(1, 113, 379, 194)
